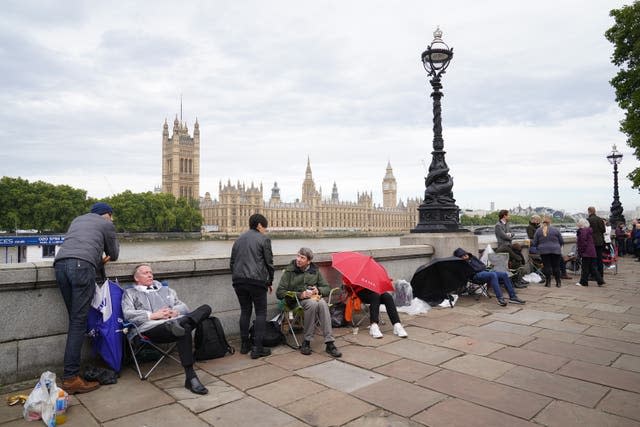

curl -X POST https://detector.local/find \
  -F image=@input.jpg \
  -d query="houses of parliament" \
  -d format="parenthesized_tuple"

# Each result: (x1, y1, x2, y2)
(162, 117, 420, 234)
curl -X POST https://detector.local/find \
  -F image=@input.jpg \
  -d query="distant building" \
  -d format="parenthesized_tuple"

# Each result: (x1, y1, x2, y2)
(200, 159, 420, 234)
(162, 116, 200, 200)
(161, 118, 420, 233)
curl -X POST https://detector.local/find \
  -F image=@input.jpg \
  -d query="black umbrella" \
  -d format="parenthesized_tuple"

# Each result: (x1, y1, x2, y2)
(411, 257, 475, 305)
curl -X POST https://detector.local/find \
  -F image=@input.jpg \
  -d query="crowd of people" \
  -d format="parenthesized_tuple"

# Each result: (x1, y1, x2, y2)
(52, 203, 637, 396)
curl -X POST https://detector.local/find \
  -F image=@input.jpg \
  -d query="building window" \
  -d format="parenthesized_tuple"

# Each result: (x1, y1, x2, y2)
(42, 245, 56, 258)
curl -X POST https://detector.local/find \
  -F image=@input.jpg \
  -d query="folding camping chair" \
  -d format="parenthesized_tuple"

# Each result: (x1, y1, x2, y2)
(279, 288, 339, 349)
(465, 276, 491, 300)
(122, 281, 182, 380)
(340, 284, 371, 328)
(602, 244, 618, 275)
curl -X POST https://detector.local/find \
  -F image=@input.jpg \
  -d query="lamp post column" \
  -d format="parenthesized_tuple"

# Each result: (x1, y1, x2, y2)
(608, 145, 625, 226)
(411, 28, 463, 233)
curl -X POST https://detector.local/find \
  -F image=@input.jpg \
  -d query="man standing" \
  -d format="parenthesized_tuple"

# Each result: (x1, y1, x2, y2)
(587, 206, 606, 278)
(122, 264, 212, 394)
(230, 214, 274, 359)
(54, 202, 119, 394)
(276, 248, 342, 357)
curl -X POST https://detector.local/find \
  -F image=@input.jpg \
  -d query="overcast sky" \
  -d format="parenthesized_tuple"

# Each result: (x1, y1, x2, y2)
(2, 0, 638, 215)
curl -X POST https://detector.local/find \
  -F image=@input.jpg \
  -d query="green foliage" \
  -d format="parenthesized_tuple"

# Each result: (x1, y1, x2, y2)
(0, 176, 203, 233)
(460, 212, 573, 226)
(606, 2, 640, 189)
(103, 191, 202, 232)
(0, 177, 88, 232)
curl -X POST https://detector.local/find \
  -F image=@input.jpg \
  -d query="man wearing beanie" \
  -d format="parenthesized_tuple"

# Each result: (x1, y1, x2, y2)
(54, 202, 119, 394)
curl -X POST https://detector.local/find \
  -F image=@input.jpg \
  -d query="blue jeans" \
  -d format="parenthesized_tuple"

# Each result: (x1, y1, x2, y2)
(474, 271, 516, 300)
(55, 258, 96, 379)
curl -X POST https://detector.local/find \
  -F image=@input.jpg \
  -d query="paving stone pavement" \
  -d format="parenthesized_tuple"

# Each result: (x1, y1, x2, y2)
(2, 257, 639, 426)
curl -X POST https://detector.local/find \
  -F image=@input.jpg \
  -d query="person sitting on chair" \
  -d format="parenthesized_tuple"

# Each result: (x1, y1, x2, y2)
(342, 277, 408, 339)
(122, 264, 212, 395)
(454, 248, 525, 307)
(495, 210, 528, 287)
(276, 248, 342, 357)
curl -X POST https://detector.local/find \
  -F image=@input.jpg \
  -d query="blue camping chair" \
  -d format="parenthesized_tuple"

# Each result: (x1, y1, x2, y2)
(122, 281, 182, 380)
(87, 279, 125, 372)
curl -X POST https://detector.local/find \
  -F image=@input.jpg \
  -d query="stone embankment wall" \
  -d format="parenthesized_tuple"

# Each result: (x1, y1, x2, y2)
(0, 245, 432, 386)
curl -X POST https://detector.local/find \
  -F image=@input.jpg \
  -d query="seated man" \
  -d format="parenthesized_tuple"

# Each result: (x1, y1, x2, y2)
(454, 248, 525, 307)
(122, 264, 212, 395)
(276, 248, 342, 357)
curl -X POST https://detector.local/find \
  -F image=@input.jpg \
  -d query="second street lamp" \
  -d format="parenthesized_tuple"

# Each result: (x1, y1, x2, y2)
(412, 27, 463, 233)
(606, 144, 625, 227)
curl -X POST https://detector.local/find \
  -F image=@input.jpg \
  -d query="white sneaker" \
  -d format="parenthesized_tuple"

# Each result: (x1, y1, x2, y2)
(575, 282, 583, 287)
(369, 323, 383, 339)
(393, 323, 408, 338)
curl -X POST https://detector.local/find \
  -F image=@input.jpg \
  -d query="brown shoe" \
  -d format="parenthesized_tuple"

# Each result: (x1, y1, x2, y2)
(62, 375, 100, 395)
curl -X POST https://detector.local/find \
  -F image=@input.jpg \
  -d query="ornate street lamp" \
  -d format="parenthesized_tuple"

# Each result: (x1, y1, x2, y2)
(606, 144, 625, 226)
(412, 27, 463, 233)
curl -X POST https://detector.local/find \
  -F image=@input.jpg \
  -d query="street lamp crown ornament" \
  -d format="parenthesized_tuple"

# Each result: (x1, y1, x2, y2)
(422, 26, 454, 76)
(607, 144, 623, 165)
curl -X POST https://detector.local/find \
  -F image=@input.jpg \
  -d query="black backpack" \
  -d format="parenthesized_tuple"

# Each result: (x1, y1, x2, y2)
(194, 316, 235, 360)
(249, 320, 285, 347)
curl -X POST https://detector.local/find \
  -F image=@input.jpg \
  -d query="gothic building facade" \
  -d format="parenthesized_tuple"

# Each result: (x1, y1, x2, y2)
(161, 116, 200, 200)
(161, 118, 420, 233)
(199, 158, 420, 234)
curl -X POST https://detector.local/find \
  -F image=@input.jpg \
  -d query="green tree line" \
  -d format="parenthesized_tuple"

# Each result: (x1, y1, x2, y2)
(0, 177, 202, 233)
(460, 212, 575, 226)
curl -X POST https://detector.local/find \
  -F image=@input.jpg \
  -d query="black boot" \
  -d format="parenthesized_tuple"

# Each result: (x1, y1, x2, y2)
(240, 338, 251, 355)
(545, 276, 551, 287)
(250, 346, 271, 359)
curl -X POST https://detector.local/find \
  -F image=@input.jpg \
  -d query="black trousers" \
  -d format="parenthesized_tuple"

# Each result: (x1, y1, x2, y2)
(541, 253, 561, 284)
(579, 257, 603, 286)
(357, 288, 400, 325)
(143, 304, 212, 367)
(594, 245, 605, 277)
(233, 283, 267, 347)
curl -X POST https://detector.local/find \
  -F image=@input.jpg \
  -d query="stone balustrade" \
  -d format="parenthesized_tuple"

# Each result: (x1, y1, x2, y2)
(0, 244, 433, 385)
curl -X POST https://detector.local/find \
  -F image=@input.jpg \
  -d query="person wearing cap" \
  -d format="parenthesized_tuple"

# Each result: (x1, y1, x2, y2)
(453, 247, 525, 307)
(276, 247, 342, 357)
(54, 202, 119, 394)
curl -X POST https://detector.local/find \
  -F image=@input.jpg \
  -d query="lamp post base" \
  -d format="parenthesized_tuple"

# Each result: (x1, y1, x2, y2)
(411, 204, 467, 233)
(400, 231, 478, 259)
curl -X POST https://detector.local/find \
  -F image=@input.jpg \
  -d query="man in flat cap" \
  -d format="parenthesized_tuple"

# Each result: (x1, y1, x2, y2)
(54, 202, 119, 394)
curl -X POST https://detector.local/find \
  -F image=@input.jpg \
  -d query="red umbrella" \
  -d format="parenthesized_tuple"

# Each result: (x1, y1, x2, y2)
(331, 251, 394, 294)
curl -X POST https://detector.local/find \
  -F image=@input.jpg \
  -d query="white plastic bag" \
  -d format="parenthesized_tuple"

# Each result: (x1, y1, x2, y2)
(397, 297, 431, 315)
(23, 371, 60, 426)
(393, 280, 413, 307)
(522, 272, 543, 283)
(479, 244, 494, 266)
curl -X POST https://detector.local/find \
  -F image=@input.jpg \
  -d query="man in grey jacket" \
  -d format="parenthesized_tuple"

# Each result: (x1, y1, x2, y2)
(54, 202, 119, 394)
(230, 213, 274, 359)
(122, 264, 211, 394)
(494, 210, 527, 287)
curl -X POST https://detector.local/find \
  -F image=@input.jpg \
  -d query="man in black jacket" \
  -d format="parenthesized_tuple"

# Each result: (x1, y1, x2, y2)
(54, 202, 119, 394)
(230, 213, 274, 359)
(587, 206, 606, 277)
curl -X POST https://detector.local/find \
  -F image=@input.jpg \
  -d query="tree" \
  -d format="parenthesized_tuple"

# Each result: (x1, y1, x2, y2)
(606, 2, 640, 189)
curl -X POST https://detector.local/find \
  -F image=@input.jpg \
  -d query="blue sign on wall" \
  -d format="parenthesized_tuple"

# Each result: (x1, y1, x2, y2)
(0, 236, 65, 247)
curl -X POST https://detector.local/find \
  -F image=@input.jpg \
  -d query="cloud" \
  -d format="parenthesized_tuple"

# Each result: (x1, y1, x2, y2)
(0, 0, 637, 216)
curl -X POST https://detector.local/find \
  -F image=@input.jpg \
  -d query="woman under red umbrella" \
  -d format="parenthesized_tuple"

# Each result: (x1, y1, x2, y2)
(342, 276, 408, 339)
(332, 251, 408, 339)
